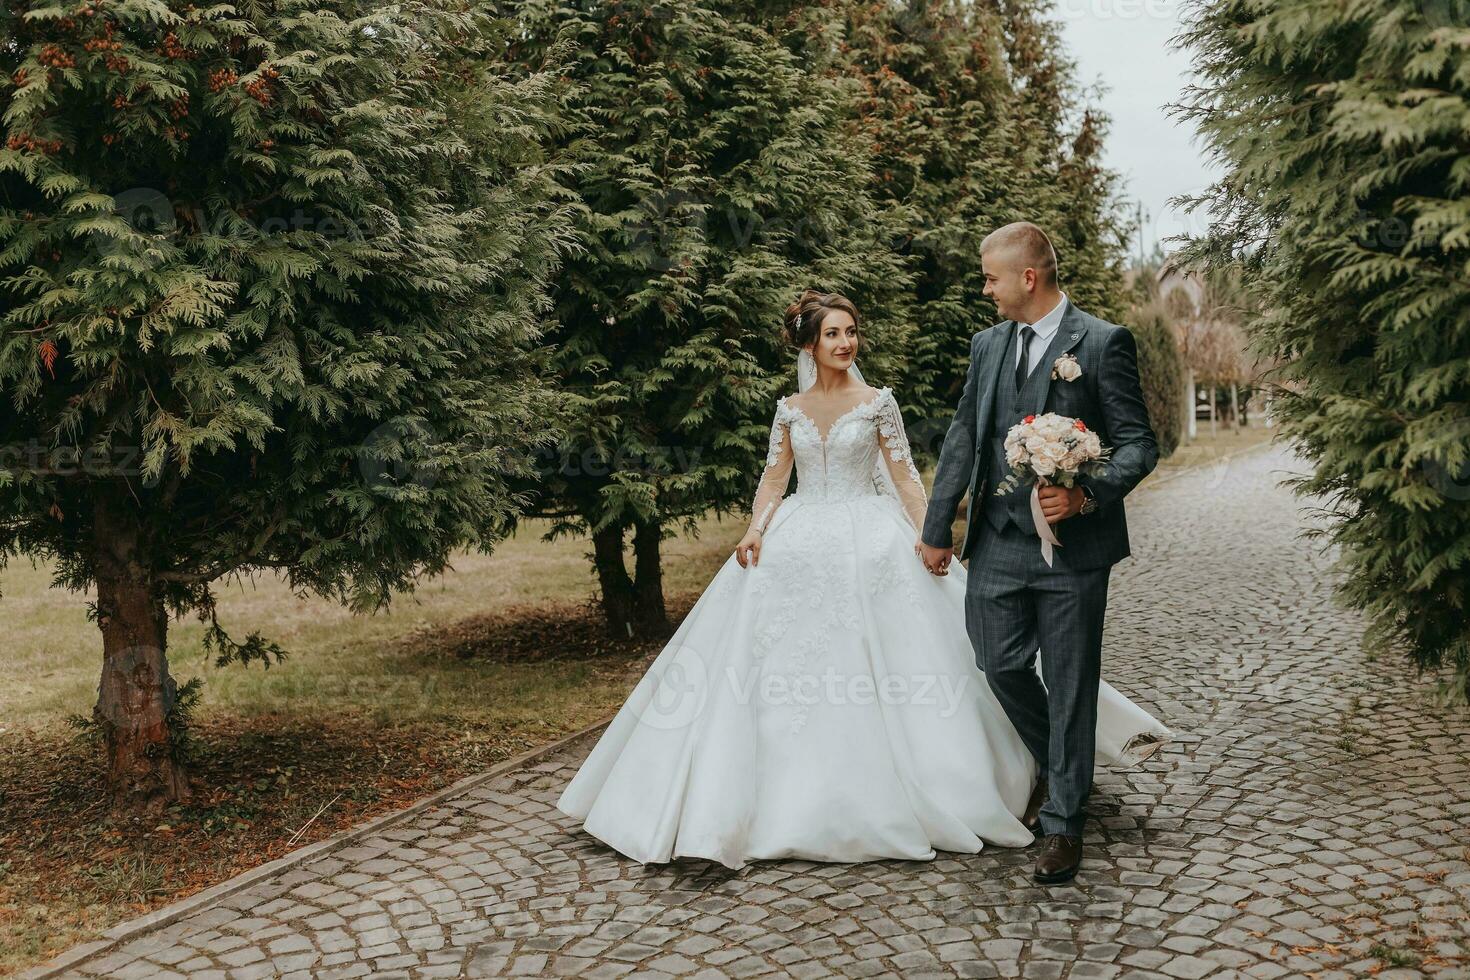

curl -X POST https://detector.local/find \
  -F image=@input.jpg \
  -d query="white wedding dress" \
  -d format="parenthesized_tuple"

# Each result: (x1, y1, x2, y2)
(557, 384, 1169, 870)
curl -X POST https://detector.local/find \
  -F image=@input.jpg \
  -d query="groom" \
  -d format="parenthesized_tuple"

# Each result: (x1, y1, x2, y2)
(918, 222, 1158, 884)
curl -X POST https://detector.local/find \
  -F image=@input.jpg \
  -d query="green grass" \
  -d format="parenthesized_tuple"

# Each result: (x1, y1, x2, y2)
(0, 512, 743, 736)
(1369, 943, 1422, 968)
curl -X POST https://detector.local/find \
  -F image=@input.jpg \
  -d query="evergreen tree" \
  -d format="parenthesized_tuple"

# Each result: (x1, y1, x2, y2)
(500, 0, 916, 638)
(0, 0, 572, 802)
(831, 0, 1132, 443)
(1130, 300, 1185, 458)
(1176, 0, 1470, 699)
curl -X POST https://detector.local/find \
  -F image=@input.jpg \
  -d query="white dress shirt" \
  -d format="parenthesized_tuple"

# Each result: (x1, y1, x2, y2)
(1016, 291, 1069, 376)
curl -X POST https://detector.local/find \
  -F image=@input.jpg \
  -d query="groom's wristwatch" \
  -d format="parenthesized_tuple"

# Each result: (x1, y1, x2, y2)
(1079, 485, 1098, 515)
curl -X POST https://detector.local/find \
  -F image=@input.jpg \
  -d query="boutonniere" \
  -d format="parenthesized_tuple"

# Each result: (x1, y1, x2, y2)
(1051, 354, 1082, 382)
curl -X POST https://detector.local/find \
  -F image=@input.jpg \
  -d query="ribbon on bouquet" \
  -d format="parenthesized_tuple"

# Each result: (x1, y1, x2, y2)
(1029, 483, 1062, 567)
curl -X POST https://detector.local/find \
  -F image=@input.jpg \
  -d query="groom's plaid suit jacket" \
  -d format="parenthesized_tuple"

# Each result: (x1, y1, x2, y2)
(921, 302, 1159, 570)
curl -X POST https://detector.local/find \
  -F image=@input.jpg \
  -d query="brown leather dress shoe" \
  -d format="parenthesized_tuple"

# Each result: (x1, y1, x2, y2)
(1022, 778, 1048, 836)
(1034, 833, 1082, 884)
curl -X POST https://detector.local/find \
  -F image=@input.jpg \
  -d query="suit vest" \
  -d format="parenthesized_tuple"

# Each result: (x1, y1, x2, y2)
(983, 325, 1053, 534)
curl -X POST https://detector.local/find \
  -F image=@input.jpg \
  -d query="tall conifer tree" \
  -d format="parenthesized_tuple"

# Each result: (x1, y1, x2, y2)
(832, 0, 1131, 436)
(0, 0, 572, 801)
(1177, 0, 1470, 699)
(502, 0, 916, 637)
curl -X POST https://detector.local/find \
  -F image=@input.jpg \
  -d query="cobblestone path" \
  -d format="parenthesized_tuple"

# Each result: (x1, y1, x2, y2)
(38, 445, 1470, 979)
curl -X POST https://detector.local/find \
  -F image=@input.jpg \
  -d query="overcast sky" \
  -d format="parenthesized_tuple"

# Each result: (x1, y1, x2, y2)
(1052, 0, 1218, 258)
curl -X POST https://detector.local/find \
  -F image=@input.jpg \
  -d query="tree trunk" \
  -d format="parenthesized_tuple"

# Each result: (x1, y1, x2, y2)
(92, 496, 189, 806)
(1209, 385, 1218, 439)
(593, 523, 636, 639)
(631, 519, 668, 636)
(1185, 368, 1197, 441)
(1230, 384, 1241, 429)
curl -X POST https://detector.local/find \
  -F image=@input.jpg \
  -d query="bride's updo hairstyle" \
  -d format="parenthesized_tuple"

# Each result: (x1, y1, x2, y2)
(783, 289, 862, 351)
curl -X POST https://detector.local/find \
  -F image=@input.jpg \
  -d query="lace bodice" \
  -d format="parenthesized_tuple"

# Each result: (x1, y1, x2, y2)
(748, 386, 927, 535)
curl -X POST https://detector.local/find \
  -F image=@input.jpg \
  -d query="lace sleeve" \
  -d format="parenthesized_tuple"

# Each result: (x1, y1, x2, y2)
(749, 399, 794, 534)
(875, 391, 927, 532)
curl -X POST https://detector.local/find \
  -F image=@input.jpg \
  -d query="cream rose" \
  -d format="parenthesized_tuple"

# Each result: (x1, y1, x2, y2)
(1052, 354, 1082, 382)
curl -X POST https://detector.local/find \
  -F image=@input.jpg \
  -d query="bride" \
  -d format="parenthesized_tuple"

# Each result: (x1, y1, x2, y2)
(556, 289, 1169, 871)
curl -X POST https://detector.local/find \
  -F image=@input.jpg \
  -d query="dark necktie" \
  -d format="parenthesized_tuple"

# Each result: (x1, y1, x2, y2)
(1015, 325, 1035, 391)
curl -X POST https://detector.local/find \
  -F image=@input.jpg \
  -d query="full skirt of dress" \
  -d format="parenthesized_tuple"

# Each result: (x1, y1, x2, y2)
(557, 491, 1170, 870)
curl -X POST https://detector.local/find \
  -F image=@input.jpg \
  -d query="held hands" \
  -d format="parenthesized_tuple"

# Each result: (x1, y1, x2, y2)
(745, 528, 957, 572)
(916, 538, 952, 577)
(1037, 484, 1085, 525)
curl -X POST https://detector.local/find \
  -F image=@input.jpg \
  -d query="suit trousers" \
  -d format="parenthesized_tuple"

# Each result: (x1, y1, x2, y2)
(965, 519, 1112, 837)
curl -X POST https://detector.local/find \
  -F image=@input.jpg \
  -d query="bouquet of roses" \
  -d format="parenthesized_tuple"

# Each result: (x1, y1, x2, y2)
(994, 413, 1110, 565)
